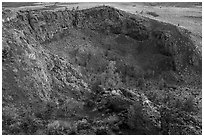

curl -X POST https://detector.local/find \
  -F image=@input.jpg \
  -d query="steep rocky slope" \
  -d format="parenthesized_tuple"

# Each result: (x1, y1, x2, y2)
(2, 6, 202, 135)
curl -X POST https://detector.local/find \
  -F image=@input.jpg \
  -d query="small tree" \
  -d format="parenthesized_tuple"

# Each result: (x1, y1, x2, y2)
(100, 61, 123, 90)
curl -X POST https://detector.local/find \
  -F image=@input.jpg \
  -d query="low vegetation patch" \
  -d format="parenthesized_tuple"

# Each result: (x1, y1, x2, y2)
(146, 11, 159, 17)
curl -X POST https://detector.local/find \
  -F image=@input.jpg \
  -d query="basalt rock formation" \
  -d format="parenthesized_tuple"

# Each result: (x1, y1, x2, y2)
(2, 6, 202, 135)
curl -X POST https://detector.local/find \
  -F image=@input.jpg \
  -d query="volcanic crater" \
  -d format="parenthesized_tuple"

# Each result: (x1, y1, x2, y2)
(2, 5, 202, 135)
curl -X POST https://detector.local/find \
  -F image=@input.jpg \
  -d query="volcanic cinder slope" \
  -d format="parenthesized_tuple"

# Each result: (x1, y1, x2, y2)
(2, 5, 202, 135)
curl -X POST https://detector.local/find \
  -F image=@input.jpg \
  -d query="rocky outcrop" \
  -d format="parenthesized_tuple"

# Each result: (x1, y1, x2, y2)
(6, 6, 200, 75)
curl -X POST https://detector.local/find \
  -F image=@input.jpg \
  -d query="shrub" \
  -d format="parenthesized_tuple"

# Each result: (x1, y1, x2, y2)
(146, 12, 159, 17)
(127, 102, 144, 130)
(137, 77, 146, 88)
(182, 96, 196, 112)
(100, 61, 123, 90)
